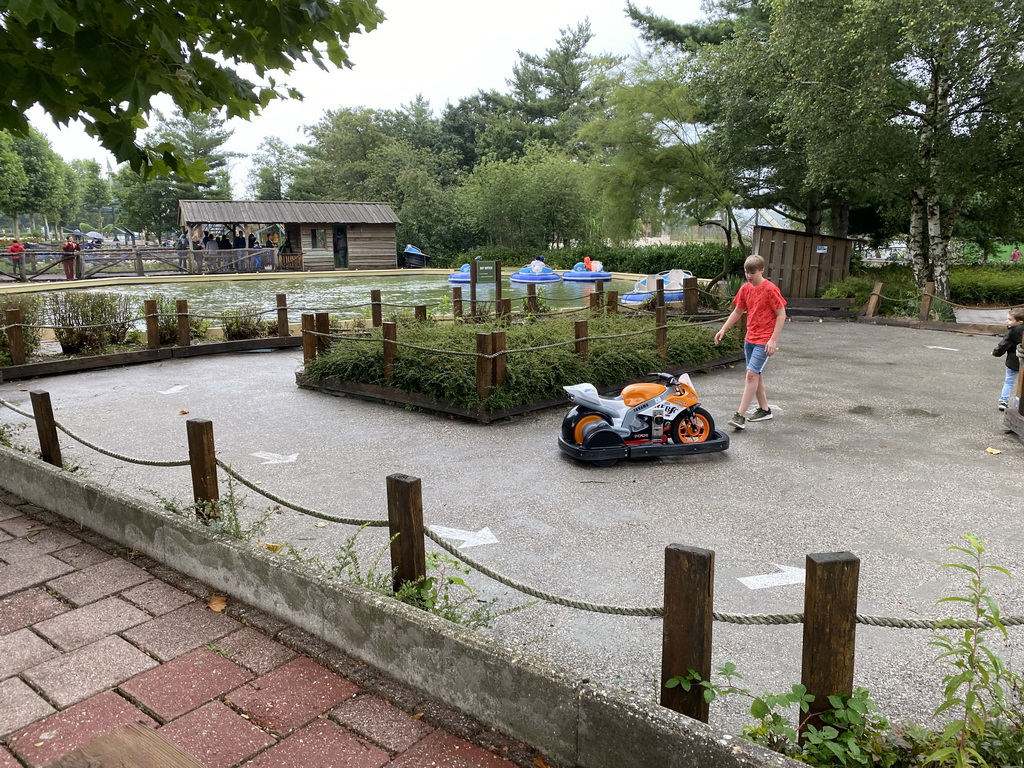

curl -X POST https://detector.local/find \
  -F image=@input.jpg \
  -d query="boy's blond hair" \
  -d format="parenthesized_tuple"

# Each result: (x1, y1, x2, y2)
(1010, 307, 1024, 322)
(744, 254, 765, 274)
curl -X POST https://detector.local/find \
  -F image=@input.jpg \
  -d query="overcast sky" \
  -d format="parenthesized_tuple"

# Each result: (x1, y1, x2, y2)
(29, 0, 706, 194)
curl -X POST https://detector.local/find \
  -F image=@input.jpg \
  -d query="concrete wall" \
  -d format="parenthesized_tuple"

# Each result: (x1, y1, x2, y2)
(0, 444, 798, 768)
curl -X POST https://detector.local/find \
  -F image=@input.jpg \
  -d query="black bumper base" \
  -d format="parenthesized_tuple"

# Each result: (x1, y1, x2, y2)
(556, 430, 730, 463)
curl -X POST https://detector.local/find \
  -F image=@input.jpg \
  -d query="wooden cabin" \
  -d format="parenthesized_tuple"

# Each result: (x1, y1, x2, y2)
(177, 200, 401, 271)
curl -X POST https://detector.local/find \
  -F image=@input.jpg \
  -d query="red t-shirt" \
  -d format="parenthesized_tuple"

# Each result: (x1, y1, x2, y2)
(734, 279, 787, 344)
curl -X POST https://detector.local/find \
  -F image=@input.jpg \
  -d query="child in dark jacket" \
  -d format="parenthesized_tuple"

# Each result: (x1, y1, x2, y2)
(993, 307, 1024, 411)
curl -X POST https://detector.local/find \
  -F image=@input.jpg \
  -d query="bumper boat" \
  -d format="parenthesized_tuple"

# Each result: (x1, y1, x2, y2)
(619, 269, 694, 307)
(510, 259, 561, 284)
(562, 259, 612, 282)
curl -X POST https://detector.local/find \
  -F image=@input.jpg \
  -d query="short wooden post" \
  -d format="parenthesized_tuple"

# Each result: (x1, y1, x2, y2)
(276, 294, 290, 337)
(386, 474, 427, 593)
(452, 287, 463, 319)
(134, 250, 144, 276)
(371, 289, 383, 328)
(5, 308, 26, 366)
(606, 290, 618, 314)
(919, 281, 935, 321)
(589, 291, 602, 312)
(683, 276, 699, 315)
(415, 305, 427, 322)
(74, 252, 84, 280)
(491, 331, 506, 387)
(301, 313, 316, 364)
(863, 282, 883, 318)
(498, 298, 511, 322)
(144, 299, 160, 350)
(186, 418, 219, 521)
(382, 321, 397, 382)
(526, 283, 539, 315)
(660, 545, 714, 722)
(314, 311, 330, 357)
(30, 390, 62, 468)
(801, 552, 860, 731)
(656, 305, 668, 358)
(656, 277, 666, 309)
(575, 319, 589, 361)
(494, 259, 503, 306)
(176, 300, 190, 347)
(476, 332, 493, 400)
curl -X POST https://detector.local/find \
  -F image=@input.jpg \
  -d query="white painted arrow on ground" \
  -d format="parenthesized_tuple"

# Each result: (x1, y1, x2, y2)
(429, 525, 498, 549)
(251, 452, 299, 464)
(925, 346, 959, 352)
(158, 385, 188, 394)
(738, 564, 805, 590)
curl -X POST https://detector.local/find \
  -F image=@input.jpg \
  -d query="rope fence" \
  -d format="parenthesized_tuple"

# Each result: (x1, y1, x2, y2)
(1, 390, 1020, 724)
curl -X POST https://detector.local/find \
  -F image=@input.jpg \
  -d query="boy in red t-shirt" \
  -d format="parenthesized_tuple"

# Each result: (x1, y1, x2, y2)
(713, 255, 787, 429)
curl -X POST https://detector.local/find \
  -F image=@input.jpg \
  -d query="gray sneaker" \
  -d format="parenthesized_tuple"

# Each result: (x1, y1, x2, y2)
(749, 407, 773, 422)
(728, 412, 746, 429)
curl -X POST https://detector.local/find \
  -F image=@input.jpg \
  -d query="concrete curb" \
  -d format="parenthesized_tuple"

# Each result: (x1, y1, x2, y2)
(0, 444, 798, 768)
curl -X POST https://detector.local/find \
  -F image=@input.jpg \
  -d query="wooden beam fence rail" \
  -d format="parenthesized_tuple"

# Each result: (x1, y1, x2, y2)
(3, 393, 994, 733)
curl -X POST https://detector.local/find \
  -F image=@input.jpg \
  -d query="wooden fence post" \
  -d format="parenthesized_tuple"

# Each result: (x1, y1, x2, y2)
(301, 313, 316, 364)
(656, 277, 666, 309)
(470, 261, 478, 320)
(606, 290, 618, 314)
(656, 305, 668, 358)
(30, 390, 62, 468)
(476, 332, 493, 400)
(919, 282, 935, 321)
(382, 321, 397, 382)
(176, 300, 190, 347)
(575, 319, 589, 361)
(371, 289, 383, 328)
(589, 291, 602, 312)
(801, 552, 860, 731)
(415, 305, 427, 322)
(5, 308, 25, 366)
(144, 299, 160, 350)
(660, 545, 714, 722)
(863, 282, 883, 318)
(134, 249, 144, 277)
(314, 312, 330, 357)
(491, 331, 506, 388)
(494, 260, 502, 306)
(498, 298, 511, 322)
(526, 283, 539, 315)
(386, 473, 426, 593)
(683, 276, 699, 315)
(276, 294, 290, 337)
(186, 418, 219, 522)
(452, 287, 463, 319)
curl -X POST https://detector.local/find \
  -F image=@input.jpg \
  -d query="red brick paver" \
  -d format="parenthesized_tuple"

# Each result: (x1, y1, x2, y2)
(0, 747, 21, 768)
(0, 588, 68, 635)
(33, 596, 149, 651)
(120, 647, 254, 721)
(387, 730, 519, 768)
(246, 718, 390, 768)
(120, 579, 193, 615)
(46, 557, 151, 606)
(334, 694, 435, 753)
(226, 656, 359, 736)
(123, 601, 241, 661)
(159, 701, 276, 768)
(7, 691, 156, 768)
(216, 626, 297, 674)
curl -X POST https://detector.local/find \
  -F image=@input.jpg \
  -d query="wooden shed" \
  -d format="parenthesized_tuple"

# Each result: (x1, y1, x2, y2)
(753, 225, 854, 298)
(177, 200, 401, 271)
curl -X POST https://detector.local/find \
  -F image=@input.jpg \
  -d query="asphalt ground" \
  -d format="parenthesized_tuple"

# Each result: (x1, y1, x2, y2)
(2, 319, 1022, 736)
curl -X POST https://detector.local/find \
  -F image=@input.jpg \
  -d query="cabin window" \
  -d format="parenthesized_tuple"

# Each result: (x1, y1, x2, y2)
(311, 228, 328, 249)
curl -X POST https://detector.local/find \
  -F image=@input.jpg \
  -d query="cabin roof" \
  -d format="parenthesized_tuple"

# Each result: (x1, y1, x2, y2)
(178, 200, 400, 226)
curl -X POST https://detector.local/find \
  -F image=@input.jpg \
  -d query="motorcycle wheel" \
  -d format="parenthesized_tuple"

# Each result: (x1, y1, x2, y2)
(670, 407, 715, 443)
(565, 411, 611, 445)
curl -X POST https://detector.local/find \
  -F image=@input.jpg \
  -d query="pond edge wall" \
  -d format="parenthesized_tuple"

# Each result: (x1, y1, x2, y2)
(0, 444, 798, 768)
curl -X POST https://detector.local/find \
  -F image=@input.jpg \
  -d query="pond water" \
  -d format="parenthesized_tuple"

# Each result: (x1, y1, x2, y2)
(80, 273, 638, 322)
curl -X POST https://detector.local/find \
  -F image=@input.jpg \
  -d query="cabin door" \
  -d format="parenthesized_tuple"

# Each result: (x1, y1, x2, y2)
(333, 226, 348, 268)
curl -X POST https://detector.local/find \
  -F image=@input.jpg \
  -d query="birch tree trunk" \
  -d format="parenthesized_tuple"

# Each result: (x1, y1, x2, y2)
(908, 190, 929, 289)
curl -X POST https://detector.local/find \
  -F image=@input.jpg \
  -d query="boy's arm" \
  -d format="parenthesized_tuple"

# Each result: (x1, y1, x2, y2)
(994, 330, 1014, 357)
(714, 306, 744, 344)
(766, 306, 786, 356)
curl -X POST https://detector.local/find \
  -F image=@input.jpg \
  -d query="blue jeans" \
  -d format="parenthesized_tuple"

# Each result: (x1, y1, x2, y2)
(744, 341, 770, 374)
(1000, 366, 1019, 403)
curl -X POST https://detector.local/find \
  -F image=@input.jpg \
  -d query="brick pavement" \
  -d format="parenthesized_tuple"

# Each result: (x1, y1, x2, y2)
(0, 489, 544, 768)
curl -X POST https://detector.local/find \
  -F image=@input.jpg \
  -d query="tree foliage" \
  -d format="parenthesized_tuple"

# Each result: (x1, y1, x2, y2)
(0, 0, 383, 176)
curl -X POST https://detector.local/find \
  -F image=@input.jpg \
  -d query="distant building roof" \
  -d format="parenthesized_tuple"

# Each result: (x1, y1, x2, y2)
(178, 200, 401, 226)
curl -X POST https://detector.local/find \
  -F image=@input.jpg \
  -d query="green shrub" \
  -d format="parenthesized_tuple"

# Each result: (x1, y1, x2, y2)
(0, 293, 45, 364)
(949, 266, 1024, 306)
(305, 313, 742, 411)
(221, 305, 275, 340)
(46, 291, 138, 355)
(151, 296, 210, 345)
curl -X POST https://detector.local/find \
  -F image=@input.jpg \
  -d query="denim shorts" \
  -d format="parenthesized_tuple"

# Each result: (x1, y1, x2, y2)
(744, 341, 769, 374)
